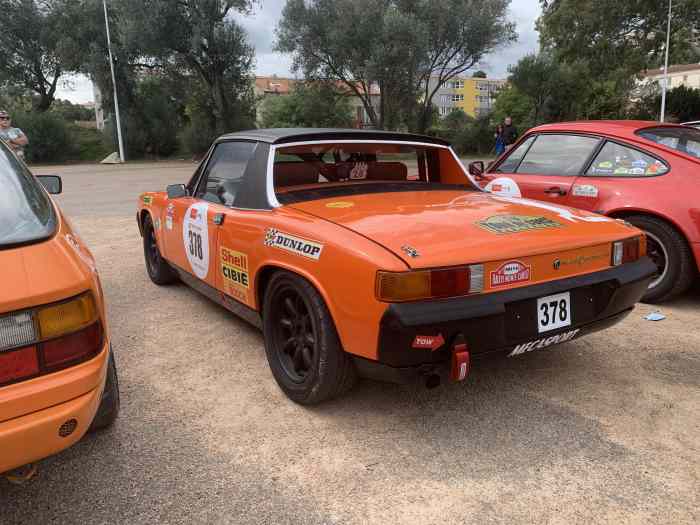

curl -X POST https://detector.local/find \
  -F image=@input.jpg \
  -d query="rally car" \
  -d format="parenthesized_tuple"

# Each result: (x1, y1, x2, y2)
(0, 140, 118, 475)
(469, 121, 700, 303)
(137, 128, 655, 404)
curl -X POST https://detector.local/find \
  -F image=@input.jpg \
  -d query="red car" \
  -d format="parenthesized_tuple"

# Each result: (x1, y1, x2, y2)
(469, 121, 700, 302)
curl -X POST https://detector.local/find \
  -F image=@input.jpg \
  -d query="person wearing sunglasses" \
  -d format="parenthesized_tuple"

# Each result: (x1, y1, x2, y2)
(0, 110, 29, 160)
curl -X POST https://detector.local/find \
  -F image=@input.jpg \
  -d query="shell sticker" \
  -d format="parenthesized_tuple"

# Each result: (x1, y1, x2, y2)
(220, 247, 249, 304)
(183, 202, 210, 279)
(484, 177, 522, 198)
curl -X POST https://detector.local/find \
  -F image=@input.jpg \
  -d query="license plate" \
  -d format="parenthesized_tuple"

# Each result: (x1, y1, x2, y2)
(537, 292, 571, 333)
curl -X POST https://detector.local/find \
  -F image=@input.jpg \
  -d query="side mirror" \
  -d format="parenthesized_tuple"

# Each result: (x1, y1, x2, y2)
(36, 175, 62, 194)
(167, 184, 187, 199)
(468, 161, 486, 181)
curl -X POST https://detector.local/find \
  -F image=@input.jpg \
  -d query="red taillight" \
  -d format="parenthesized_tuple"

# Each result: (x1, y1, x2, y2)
(41, 322, 103, 371)
(0, 346, 40, 386)
(612, 237, 642, 266)
(430, 267, 471, 298)
(376, 264, 484, 302)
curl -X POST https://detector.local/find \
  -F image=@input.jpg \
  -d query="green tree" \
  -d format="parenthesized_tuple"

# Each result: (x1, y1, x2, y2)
(631, 85, 700, 122)
(472, 70, 488, 78)
(492, 85, 534, 130)
(0, 0, 70, 111)
(276, 0, 515, 132)
(260, 83, 354, 129)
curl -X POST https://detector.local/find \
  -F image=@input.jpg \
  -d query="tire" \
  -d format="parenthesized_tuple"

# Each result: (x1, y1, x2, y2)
(143, 214, 178, 285)
(89, 350, 120, 432)
(262, 271, 357, 404)
(626, 215, 695, 303)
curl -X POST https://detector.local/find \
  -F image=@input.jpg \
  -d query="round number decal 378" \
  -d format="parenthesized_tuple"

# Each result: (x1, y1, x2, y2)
(183, 202, 210, 279)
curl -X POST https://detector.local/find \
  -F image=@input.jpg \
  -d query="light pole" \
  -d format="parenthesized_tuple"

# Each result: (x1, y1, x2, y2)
(103, 0, 125, 162)
(660, 0, 673, 123)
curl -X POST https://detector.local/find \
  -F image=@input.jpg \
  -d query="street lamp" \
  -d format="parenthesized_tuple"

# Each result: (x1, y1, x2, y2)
(103, 0, 125, 162)
(660, 0, 672, 123)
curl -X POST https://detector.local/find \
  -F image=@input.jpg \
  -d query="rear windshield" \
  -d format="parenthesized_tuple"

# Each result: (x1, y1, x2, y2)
(0, 141, 57, 249)
(273, 142, 474, 204)
(637, 127, 700, 159)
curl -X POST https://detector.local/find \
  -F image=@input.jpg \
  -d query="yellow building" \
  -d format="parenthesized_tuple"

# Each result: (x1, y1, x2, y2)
(432, 76, 506, 118)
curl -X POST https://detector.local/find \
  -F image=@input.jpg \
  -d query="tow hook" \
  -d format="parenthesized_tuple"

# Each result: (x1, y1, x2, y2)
(450, 334, 470, 382)
(3, 463, 38, 485)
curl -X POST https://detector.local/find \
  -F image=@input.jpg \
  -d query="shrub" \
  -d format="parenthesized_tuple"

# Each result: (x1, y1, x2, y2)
(12, 111, 72, 164)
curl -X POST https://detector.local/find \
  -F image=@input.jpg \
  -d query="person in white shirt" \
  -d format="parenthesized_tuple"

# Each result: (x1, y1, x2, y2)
(0, 110, 29, 159)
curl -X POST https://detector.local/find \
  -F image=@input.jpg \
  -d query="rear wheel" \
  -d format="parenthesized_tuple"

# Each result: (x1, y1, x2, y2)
(89, 351, 120, 432)
(626, 215, 694, 303)
(262, 271, 356, 404)
(143, 214, 177, 285)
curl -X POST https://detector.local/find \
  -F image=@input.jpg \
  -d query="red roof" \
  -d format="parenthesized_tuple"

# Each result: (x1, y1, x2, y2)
(529, 120, 691, 145)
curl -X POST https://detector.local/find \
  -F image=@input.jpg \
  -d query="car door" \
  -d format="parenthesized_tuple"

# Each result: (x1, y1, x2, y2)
(568, 139, 671, 213)
(483, 133, 602, 206)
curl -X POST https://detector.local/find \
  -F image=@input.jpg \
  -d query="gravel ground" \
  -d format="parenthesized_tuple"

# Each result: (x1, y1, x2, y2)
(1, 161, 698, 524)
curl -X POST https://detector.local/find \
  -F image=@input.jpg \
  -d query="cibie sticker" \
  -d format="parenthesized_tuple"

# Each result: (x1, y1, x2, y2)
(509, 329, 580, 357)
(484, 177, 522, 198)
(183, 203, 210, 279)
(572, 184, 599, 198)
(220, 247, 249, 303)
(264, 229, 323, 260)
(490, 260, 531, 288)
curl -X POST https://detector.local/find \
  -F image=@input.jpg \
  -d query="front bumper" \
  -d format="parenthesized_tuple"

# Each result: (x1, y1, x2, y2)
(356, 257, 656, 384)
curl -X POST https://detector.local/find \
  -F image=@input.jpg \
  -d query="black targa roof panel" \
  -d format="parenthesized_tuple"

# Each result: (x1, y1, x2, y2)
(216, 128, 451, 147)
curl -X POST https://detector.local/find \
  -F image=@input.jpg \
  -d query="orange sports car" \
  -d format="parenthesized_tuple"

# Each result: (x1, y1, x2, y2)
(0, 141, 118, 475)
(137, 129, 655, 404)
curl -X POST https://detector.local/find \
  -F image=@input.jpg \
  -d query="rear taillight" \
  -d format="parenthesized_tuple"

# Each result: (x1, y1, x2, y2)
(612, 237, 643, 266)
(376, 265, 484, 302)
(0, 293, 103, 387)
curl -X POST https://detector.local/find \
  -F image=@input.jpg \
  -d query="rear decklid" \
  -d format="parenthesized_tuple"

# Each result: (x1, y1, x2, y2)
(288, 190, 638, 273)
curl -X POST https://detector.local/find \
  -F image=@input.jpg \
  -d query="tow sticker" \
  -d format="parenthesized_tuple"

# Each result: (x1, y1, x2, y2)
(572, 184, 599, 198)
(220, 247, 250, 303)
(484, 177, 522, 198)
(183, 202, 210, 279)
(264, 229, 324, 260)
(509, 329, 580, 357)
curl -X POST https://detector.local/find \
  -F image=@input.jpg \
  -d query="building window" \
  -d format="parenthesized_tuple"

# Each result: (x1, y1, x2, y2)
(451, 94, 464, 102)
(440, 94, 450, 104)
(450, 80, 464, 89)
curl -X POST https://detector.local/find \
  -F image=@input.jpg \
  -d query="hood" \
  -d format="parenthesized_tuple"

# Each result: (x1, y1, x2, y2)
(288, 190, 634, 269)
(0, 216, 96, 314)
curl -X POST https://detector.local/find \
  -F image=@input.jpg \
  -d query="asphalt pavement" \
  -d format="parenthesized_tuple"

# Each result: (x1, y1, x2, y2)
(1, 161, 698, 524)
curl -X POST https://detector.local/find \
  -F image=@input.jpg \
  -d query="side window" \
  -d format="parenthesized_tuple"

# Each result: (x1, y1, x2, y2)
(516, 134, 600, 176)
(586, 142, 669, 177)
(196, 141, 257, 206)
(496, 135, 535, 173)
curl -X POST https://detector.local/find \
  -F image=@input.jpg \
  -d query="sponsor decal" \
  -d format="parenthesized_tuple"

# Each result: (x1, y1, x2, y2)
(632, 159, 648, 169)
(412, 334, 445, 351)
(509, 329, 580, 357)
(572, 184, 599, 198)
(614, 167, 630, 175)
(326, 201, 355, 209)
(490, 260, 531, 288)
(629, 167, 645, 175)
(264, 229, 324, 260)
(183, 202, 210, 279)
(484, 177, 522, 198)
(142, 195, 153, 206)
(349, 162, 368, 180)
(166, 203, 175, 230)
(555, 253, 608, 269)
(220, 247, 250, 303)
(491, 196, 613, 224)
(477, 214, 562, 234)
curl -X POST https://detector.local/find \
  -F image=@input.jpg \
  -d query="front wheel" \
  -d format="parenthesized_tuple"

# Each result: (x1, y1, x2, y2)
(262, 271, 356, 404)
(626, 215, 695, 303)
(143, 214, 177, 285)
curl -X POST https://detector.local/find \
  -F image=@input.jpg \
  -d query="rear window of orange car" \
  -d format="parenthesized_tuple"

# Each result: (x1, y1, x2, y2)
(0, 142, 57, 249)
(637, 127, 700, 159)
(273, 142, 475, 203)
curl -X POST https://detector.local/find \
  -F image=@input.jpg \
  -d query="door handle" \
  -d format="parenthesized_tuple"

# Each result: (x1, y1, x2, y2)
(213, 213, 225, 226)
(544, 186, 567, 196)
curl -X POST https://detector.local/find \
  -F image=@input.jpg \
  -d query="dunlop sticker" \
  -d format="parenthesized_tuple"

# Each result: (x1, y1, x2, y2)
(264, 229, 323, 260)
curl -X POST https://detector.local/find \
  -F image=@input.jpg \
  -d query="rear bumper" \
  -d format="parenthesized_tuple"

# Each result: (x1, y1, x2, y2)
(357, 257, 655, 384)
(0, 342, 109, 474)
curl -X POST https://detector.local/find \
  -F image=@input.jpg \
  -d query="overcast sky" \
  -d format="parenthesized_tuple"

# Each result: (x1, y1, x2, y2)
(57, 0, 541, 104)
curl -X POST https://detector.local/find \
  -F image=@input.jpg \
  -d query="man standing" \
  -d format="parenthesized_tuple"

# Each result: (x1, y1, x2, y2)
(502, 116, 518, 150)
(0, 110, 29, 160)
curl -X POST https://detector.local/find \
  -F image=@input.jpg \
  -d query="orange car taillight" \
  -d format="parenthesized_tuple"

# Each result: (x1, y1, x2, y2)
(0, 293, 103, 387)
(612, 237, 644, 266)
(376, 265, 484, 302)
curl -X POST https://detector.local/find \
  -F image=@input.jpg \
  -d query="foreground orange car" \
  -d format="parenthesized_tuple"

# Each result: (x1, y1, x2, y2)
(0, 142, 119, 474)
(137, 129, 655, 404)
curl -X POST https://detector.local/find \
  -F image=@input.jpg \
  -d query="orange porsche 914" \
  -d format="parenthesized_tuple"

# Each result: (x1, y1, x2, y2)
(137, 129, 655, 404)
(0, 141, 118, 475)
